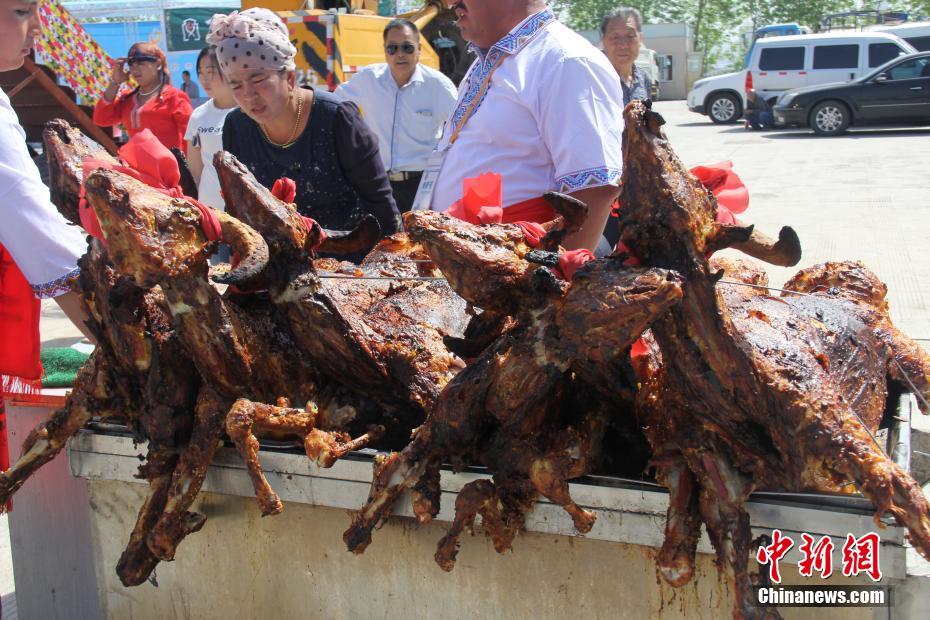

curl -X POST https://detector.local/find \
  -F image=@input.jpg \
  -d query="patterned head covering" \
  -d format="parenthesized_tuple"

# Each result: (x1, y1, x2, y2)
(206, 8, 297, 74)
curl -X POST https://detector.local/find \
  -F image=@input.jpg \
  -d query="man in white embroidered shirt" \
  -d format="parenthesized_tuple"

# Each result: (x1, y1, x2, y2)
(419, 1, 624, 252)
(335, 18, 458, 213)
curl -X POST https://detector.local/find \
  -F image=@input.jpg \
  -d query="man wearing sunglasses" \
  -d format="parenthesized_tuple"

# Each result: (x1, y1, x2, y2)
(335, 19, 458, 213)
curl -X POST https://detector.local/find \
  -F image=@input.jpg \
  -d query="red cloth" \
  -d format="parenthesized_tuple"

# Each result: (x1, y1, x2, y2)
(93, 84, 192, 152)
(272, 177, 297, 204)
(0, 245, 43, 477)
(0, 245, 42, 386)
(612, 160, 750, 263)
(690, 160, 749, 225)
(269, 177, 326, 250)
(555, 249, 594, 282)
(446, 173, 554, 248)
(1, 401, 8, 476)
(79, 130, 222, 244)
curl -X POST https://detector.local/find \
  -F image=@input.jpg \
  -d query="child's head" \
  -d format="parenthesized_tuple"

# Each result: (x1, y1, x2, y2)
(0, 0, 40, 72)
(197, 45, 233, 104)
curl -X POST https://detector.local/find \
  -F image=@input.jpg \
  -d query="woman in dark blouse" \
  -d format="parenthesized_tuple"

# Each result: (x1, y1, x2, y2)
(208, 8, 400, 257)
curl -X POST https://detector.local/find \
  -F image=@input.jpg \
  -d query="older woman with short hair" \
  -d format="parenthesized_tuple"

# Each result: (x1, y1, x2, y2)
(208, 8, 400, 256)
(601, 7, 653, 106)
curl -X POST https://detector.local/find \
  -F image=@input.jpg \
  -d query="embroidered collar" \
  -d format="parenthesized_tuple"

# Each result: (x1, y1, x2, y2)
(468, 8, 556, 64)
(447, 8, 556, 133)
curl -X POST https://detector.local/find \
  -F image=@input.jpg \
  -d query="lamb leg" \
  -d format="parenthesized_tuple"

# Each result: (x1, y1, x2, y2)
(682, 446, 776, 620)
(343, 447, 432, 554)
(653, 451, 701, 588)
(147, 386, 224, 561)
(410, 463, 441, 524)
(434, 475, 535, 571)
(226, 398, 319, 516)
(115, 449, 178, 586)
(0, 350, 117, 507)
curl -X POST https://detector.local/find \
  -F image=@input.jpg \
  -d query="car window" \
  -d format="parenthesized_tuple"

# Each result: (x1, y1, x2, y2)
(884, 57, 930, 80)
(813, 44, 859, 69)
(905, 36, 930, 52)
(759, 47, 805, 71)
(869, 43, 905, 67)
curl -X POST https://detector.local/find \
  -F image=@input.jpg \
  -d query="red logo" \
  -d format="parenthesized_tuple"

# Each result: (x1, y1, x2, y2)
(798, 534, 834, 579)
(756, 530, 883, 583)
(842, 533, 882, 582)
(756, 529, 794, 583)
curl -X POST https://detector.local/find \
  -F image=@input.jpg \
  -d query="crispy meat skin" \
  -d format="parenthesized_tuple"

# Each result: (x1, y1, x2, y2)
(344, 211, 683, 567)
(44, 118, 118, 225)
(215, 151, 469, 428)
(85, 167, 377, 562)
(1, 122, 201, 586)
(619, 100, 930, 619)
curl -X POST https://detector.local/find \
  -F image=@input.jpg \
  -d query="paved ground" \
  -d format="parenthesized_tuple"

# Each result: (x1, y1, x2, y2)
(654, 100, 930, 347)
(2, 99, 929, 617)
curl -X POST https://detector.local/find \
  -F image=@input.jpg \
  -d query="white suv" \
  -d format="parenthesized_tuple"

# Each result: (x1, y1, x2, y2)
(687, 31, 915, 123)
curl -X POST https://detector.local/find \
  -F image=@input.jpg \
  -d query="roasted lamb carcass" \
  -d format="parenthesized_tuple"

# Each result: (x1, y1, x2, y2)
(343, 209, 683, 568)
(43, 119, 119, 225)
(83, 168, 380, 559)
(1, 121, 201, 586)
(214, 151, 470, 435)
(618, 100, 930, 619)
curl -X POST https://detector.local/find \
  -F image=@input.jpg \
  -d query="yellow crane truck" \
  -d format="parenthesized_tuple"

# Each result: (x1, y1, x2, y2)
(243, 0, 471, 90)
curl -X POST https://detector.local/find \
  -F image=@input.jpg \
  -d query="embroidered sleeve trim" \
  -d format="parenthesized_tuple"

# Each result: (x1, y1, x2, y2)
(31, 267, 80, 299)
(556, 167, 623, 193)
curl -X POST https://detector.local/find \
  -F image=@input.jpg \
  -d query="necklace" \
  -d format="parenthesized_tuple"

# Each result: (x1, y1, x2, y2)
(138, 84, 162, 97)
(260, 91, 304, 149)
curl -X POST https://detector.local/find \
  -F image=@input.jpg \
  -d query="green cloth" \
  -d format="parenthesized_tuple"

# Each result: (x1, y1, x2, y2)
(40, 347, 90, 387)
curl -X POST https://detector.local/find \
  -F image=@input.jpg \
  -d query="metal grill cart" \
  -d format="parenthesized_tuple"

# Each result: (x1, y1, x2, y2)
(6, 392, 930, 619)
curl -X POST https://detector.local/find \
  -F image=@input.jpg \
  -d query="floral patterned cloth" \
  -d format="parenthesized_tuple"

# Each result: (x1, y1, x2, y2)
(34, 0, 112, 104)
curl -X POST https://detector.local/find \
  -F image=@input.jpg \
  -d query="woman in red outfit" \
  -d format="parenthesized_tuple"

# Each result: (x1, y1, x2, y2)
(93, 42, 192, 151)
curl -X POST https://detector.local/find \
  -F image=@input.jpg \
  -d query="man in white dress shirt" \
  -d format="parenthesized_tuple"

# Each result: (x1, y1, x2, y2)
(418, 1, 625, 252)
(335, 18, 458, 213)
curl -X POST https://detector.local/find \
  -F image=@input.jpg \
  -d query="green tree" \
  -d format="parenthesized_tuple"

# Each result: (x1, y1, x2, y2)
(554, 0, 875, 75)
(554, 0, 742, 70)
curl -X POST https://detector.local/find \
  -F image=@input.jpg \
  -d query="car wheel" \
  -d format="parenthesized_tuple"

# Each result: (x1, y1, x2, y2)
(810, 101, 850, 136)
(708, 93, 740, 124)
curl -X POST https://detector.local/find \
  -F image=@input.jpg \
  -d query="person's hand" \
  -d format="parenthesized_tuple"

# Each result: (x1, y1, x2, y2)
(110, 58, 129, 85)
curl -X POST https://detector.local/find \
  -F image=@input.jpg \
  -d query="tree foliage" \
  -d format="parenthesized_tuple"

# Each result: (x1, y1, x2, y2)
(554, 0, 895, 75)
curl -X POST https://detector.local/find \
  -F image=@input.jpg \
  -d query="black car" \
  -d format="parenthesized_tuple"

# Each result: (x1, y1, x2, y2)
(774, 51, 930, 135)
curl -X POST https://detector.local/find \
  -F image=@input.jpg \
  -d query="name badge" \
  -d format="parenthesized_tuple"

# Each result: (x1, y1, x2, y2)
(411, 147, 447, 211)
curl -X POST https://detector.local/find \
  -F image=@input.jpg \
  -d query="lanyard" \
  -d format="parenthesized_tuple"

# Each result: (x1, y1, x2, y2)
(447, 54, 507, 145)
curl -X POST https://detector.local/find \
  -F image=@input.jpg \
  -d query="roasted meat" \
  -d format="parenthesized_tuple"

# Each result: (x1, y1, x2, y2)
(344, 210, 683, 568)
(215, 151, 470, 431)
(618, 100, 930, 619)
(44, 118, 118, 225)
(84, 167, 378, 559)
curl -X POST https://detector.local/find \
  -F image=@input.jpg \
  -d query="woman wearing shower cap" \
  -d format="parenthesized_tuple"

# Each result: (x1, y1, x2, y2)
(209, 8, 400, 258)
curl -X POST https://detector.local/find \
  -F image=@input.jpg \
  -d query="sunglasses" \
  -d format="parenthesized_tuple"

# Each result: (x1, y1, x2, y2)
(385, 43, 416, 56)
(127, 55, 159, 66)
